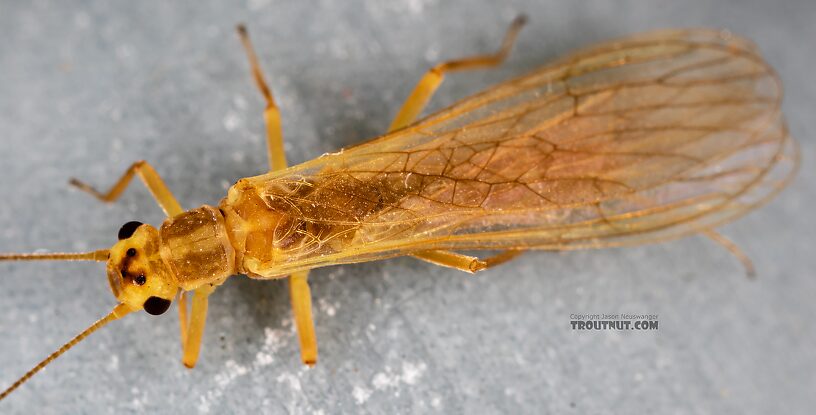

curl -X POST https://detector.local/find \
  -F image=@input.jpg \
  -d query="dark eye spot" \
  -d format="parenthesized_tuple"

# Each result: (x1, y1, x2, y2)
(143, 296, 171, 315)
(126, 248, 137, 257)
(134, 274, 147, 286)
(118, 221, 143, 240)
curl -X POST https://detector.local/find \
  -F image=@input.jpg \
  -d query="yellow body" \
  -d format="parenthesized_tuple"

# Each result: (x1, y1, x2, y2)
(98, 24, 804, 351)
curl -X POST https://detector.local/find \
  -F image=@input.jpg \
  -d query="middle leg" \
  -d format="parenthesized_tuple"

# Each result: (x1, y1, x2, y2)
(237, 25, 319, 366)
(290, 271, 317, 365)
(237, 25, 287, 172)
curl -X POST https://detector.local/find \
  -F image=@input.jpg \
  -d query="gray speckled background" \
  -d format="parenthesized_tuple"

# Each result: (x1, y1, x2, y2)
(0, 1, 814, 414)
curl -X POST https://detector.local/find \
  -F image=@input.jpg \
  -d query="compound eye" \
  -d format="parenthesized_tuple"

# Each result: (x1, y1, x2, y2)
(118, 221, 144, 240)
(143, 296, 171, 315)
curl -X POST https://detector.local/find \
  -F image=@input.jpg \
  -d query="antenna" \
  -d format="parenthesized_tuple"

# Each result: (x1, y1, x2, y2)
(0, 249, 109, 262)
(0, 303, 133, 401)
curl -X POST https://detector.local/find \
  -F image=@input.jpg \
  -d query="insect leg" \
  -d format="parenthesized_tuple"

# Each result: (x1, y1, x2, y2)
(181, 285, 216, 368)
(236, 25, 287, 172)
(700, 229, 756, 278)
(69, 160, 183, 217)
(290, 271, 318, 365)
(392, 16, 526, 267)
(413, 249, 525, 273)
(387, 15, 527, 132)
(481, 250, 526, 268)
(237, 25, 320, 364)
(178, 291, 189, 347)
(413, 250, 486, 273)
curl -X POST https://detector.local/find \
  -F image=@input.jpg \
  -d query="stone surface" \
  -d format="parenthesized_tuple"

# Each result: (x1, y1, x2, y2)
(0, 1, 813, 414)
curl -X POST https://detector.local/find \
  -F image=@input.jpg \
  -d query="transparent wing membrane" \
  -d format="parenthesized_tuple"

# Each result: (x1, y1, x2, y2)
(239, 29, 797, 275)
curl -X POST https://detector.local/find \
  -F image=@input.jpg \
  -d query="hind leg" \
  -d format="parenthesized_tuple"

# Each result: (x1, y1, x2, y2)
(701, 229, 756, 278)
(394, 16, 528, 270)
(413, 250, 525, 273)
(388, 15, 527, 132)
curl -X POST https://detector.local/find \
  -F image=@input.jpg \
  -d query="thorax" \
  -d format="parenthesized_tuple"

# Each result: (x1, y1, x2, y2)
(158, 205, 236, 290)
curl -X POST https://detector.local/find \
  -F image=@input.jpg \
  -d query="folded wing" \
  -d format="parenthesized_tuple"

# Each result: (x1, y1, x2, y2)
(243, 29, 798, 273)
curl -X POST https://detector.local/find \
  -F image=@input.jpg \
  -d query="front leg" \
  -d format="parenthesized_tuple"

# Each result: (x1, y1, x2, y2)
(70, 160, 183, 217)
(179, 285, 216, 368)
